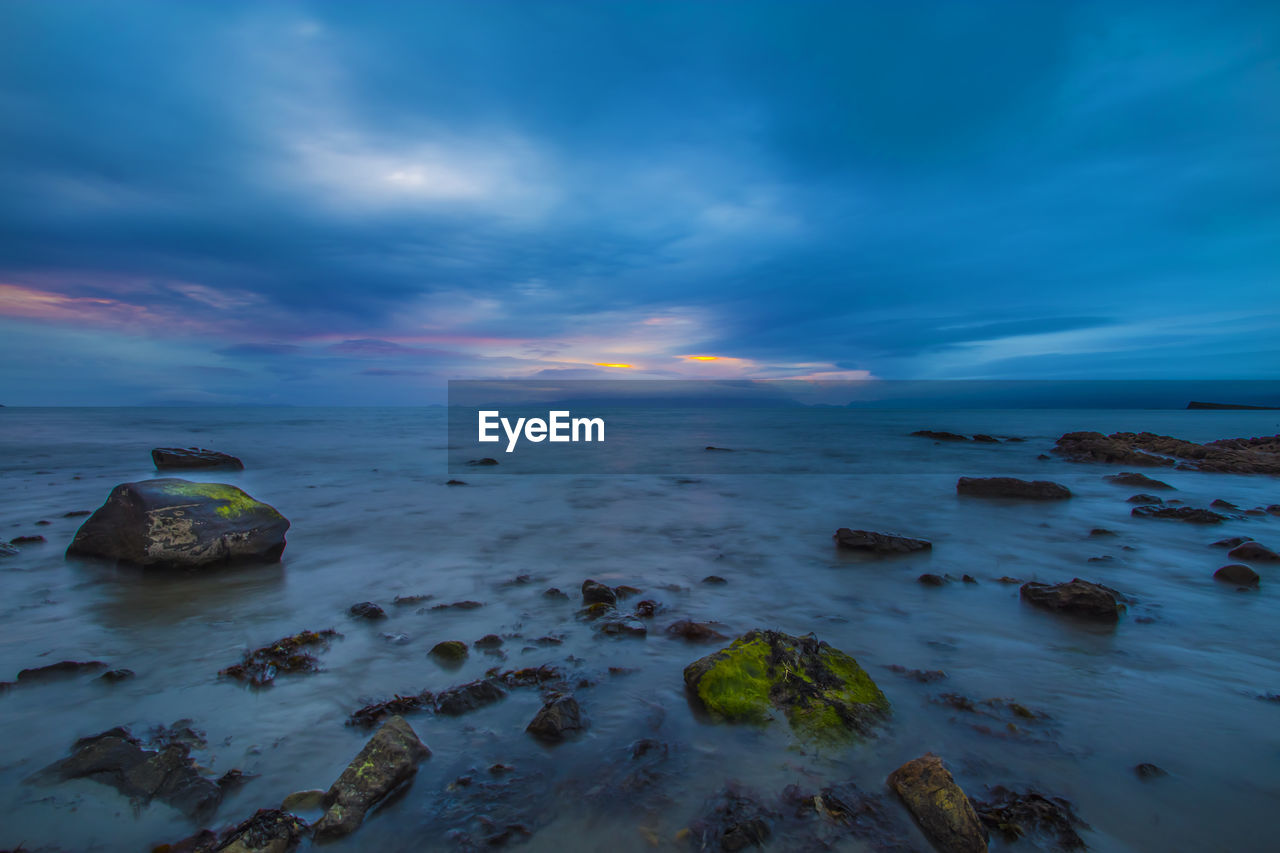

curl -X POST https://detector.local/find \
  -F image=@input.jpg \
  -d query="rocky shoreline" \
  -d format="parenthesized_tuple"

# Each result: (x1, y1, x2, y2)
(5, 427, 1279, 851)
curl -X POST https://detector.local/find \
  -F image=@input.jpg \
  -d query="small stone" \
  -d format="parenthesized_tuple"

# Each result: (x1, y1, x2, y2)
(1211, 536, 1252, 548)
(97, 668, 135, 683)
(961, 574, 978, 584)
(474, 634, 503, 649)
(918, 573, 947, 587)
(701, 575, 728, 585)
(526, 694, 585, 742)
(1135, 763, 1167, 779)
(429, 641, 469, 664)
(281, 788, 326, 811)
(1228, 541, 1280, 562)
(348, 601, 387, 620)
(1214, 564, 1260, 586)
(581, 579, 617, 606)
(543, 587, 569, 599)
(1127, 494, 1163, 504)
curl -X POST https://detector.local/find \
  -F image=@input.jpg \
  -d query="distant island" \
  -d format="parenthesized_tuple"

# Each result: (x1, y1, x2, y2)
(1187, 401, 1280, 410)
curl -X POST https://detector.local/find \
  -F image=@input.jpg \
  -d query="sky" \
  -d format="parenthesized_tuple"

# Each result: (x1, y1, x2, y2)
(1, 1, 1277, 405)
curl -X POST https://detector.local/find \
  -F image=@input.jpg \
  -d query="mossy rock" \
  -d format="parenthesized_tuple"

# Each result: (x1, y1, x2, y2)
(66, 478, 289, 569)
(429, 640, 469, 663)
(683, 629, 889, 743)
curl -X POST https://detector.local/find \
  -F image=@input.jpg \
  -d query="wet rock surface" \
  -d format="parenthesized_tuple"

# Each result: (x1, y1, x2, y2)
(886, 753, 988, 853)
(1055, 431, 1280, 473)
(151, 447, 244, 471)
(1020, 579, 1124, 622)
(37, 724, 225, 821)
(580, 579, 617, 606)
(313, 715, 430, 840)
(220, 629, 339, 686)
(683, 629, 889, 742)
(971, 786, 1087, 850)
(957, 477, 1071, 500)
(1228, 541, 1279, 562)
(66, 479, 289, 569)
(525, 694, 585, 742)
(1104, 471, 1174, 489)
(15, 659, 108, 683)
(834, 528, 932, 554)
(348, 601, 387, 620)
(1215, 564, 1260, 586)
(665, 619, 728, 642)
(163, 808, 309, 853)
(1131, 505, 1228, 524)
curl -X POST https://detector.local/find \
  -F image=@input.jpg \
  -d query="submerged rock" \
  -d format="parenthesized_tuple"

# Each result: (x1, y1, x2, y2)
(689, 785, 775, 850)
(971, 786, 1087, 850)
(886, 753, 987, 853)
(665, 619, 727, 642)
(526, 694, 585, 742)
(1215, 564, 1260, 586)
(16, 660, 108, 683)
(911, 430, 970, 442)
(10, 534, 45, 545)
(313, 715, 430, 840)
(1134, 763, 1168, 780)
(1104, 471, 1175, 489)
(1211, 536, 1252, 548)
(1126, 494, 1163, 504)
(151, 447, 244, 471)
(918, 573, 948, 587)
(348, 601, 387, 620)
(348, 693, 434, 728)
(833, 528, 932, 554)
(1020, 579, 1124, 622)
(683, 629, 888, 743)
(220, 629, 339, 686)
(38, 726, 223, 820)
(429, 640, 469, 664)
(956, 477, 1071, 500)
(581, 579, 617, 606)
(67, 479, 289, 568)
(168, 808, 309, 853)
(1131, 505, 1228, 524)
(435, 679, 506, 716)
(1228, 541, 1280, 562)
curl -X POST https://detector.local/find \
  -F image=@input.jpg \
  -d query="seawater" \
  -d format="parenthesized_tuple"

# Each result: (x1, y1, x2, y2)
(1, 407, 1278, 851)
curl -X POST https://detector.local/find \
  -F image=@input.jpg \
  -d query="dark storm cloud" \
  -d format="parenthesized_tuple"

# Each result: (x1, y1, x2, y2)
(0, 1, 1277, 402)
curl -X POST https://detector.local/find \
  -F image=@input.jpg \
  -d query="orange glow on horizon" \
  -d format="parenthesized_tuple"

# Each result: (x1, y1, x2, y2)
(594, 362, 636, 369)
(683, 355, 720, 361)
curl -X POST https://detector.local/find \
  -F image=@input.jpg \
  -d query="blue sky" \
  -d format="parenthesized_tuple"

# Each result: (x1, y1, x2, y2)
(1, 1, 1277, 404)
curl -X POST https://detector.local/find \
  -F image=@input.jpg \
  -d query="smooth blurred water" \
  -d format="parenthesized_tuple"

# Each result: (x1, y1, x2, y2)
(1, 407, 1278, 852)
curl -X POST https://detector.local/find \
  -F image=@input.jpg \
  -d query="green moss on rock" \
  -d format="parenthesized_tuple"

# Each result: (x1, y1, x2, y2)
(160, 481, 277, 519)
(683, 629, 889, 743)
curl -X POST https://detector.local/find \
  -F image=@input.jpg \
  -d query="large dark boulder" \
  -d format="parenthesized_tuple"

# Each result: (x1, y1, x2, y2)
(1020, 578, 1124, 622)
(834, 528, 932, 554)
(886, 753, 988, 853)
(956, 477, 1071, 500)
(151, 447, 244, 471)
(66, 479, 289, 568)
(313, 715, 430, 840)
(1228, 541, 1280, 562)
(1215, 564, 1260, 586)
(683, 629, 888, 743)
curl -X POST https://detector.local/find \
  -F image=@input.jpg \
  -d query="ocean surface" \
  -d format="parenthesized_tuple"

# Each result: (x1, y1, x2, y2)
(1, 407, 1279, 852)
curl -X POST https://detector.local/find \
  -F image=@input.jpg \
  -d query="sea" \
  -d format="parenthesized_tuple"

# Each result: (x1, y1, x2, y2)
(1, 406, 1278, 852)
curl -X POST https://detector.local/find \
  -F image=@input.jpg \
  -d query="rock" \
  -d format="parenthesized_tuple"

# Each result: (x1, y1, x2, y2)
(1126, 493, 1163, 504)
(429, 640, 469, 664)
(596, 613, 647, 637)
(474, 634, 503, 649)
(10, 534, 45, 544)
(885, 753, 987, 853)
(313, 715, 430, 840)
(282, 789, 326, 811)
(66, 479, 289, 569)
(1211, 499, 1239, 509)
(1215, 564, 1260, 586)
(1228, 541, 1280, 562)
(995, 576, 1022, 584)
(972, 434, 1000, 443)
(435, 679, 506, 716)
(1131, 505, 1228, 524)
(525, 694, 585, 742)
(0, 543, 18, 558)
(614, 584, 642, 598)
(1089, 528, 1116, 537)
(634, 599, 659, 618)
(392, 593, 433, 605)
(833, 528, 932, 554)
(956, 477, 1071, 500)
(1056, 431, 1280, 474)
(971, 787, 1086, 850)
(203, 809, 309, 853)
(1020, 579, 1124, 621)
(885, 665, 947, 683)
(151, 447, 244, 471)
(683, 629, 888, 743)
(665, 620, 727, 642)
(689, 786, 775, 850)
(705, 445, 734, 451)
(702, 575, 728, 585)
(97, 668, 135, 683)
(1212, 536, 1253, 548)
(542, 587, 569, 599)
(220, 629, 338, 686)
(911, 430, 969, 441)
(1104, 471, 1175, 489)
(445, 479, 466, 485)
(348, 693, 435, 728)
(918, 573, 948, 587)
(348, 601, 387, 620)
(16, 660, 108, 682)
(1269, 504, 1280, 516)
(581, 579, 617, 606)
(961, 574, 978, 584)
(39, 726, 223, 820)
(1135, 763, 1167, 779)
(429, 600, 484, 611)
(63, 510, 92, 517)
(466, 457, 499, 466)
